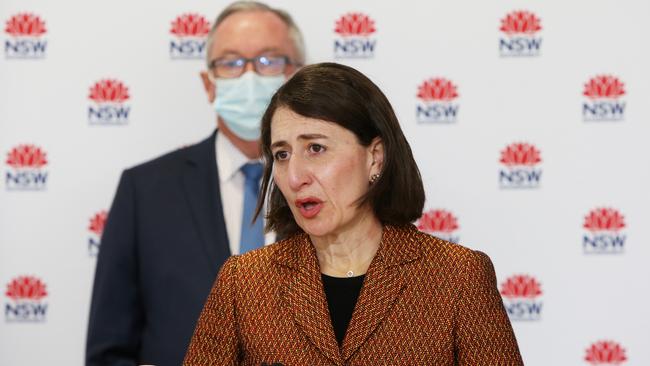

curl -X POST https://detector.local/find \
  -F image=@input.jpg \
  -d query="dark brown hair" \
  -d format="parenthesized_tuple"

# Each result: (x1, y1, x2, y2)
(256, 62, 425, 238)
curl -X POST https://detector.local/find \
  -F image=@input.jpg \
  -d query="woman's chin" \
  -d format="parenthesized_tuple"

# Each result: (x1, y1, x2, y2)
(296, 221, 333, 239)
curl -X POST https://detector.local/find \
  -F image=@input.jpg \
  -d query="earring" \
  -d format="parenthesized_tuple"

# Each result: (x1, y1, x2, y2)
(369, 173, 380, 185)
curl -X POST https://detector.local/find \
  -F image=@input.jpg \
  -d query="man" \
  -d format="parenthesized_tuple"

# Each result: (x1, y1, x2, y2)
(86, 2, 305, 365)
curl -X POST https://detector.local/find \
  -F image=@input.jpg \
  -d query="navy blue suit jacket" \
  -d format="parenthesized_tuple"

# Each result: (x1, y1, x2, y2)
(87, 131, 231, 366)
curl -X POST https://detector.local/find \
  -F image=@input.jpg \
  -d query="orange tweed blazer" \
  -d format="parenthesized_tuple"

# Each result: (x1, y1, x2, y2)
(184, 225, 523, 365)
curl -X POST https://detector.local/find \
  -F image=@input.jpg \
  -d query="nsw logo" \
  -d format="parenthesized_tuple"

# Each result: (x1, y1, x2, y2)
(88, 79, 131, 125)
(498, 142, 542, 189)
(88, 210, 107, 256)
(4, 13, 47, 59)
(169, 13, 210, 59)
(4, 276, 48, 322)
(582, 75, 626, 122)
(417, 209, 460, 243)
(582, 208, 626, 254)
(333, 13, 376, 59)
(500, 274, 543, 321)
(415, 78, 459, 124)
(585, 340, 627, 365)
(5, 144, 48, 190)
(499, 10, 542, 57)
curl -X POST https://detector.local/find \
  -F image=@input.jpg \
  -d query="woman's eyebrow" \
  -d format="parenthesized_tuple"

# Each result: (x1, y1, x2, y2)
(270, 134, 329, 149)
(297, 133, 328, 141)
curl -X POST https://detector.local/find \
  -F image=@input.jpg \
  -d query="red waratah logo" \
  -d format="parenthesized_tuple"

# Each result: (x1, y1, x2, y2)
(583, 75, 626, 100)
(418, 210, 459, 233)
(5, 276, 47, 301)
(6, 144, 48, 169)
(417, 78, 458, 102)
(89, 211, 108, 236)
(500, 10, 541, 35)
(88, 210, 107, 256)
(585, 341, 627, 365)
(584, 208, 625, 232)
(4, 13, 46, 37)
(88, 210, 108, 236)
(500, 143, 541, 167)
(89, 79, 130, 103)
(500, 275, 542, 299)
(170, 13, 210, 37)
(335, 13, 376, 36)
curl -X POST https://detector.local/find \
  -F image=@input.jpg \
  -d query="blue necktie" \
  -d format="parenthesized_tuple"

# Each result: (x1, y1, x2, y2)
(239, 162, 264, 254)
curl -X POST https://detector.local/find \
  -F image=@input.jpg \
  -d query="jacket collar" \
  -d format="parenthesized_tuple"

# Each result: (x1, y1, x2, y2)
(273, 224, 421, 272)
(181, 129, 231, 276)
(275, 225, 422, 364)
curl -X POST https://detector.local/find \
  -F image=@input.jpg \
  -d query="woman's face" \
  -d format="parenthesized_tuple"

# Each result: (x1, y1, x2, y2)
(270, 107, 382, 238)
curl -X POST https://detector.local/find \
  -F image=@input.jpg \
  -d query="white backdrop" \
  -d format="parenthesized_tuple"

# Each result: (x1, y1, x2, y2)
(1, 0, 649, 365)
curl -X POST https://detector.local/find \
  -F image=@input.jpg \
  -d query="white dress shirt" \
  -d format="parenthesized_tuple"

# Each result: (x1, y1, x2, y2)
(216, 131, 274, 255)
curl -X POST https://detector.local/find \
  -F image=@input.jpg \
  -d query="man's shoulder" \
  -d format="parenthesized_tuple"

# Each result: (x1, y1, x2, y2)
(124, 132, 215, 180)
(128, 146, 189, 173)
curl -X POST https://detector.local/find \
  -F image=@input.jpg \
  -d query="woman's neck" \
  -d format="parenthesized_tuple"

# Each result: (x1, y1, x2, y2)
(311, 212, 383, 278)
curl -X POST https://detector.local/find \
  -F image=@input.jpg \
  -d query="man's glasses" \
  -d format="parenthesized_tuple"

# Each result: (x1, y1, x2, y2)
(208, 55, 295, 79)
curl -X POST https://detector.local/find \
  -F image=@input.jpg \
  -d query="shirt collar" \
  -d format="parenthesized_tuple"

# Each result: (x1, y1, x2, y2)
(216, 130, 261, 182)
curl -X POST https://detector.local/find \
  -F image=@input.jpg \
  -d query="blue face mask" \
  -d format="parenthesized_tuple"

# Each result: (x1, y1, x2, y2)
(213, 71, 285, 141)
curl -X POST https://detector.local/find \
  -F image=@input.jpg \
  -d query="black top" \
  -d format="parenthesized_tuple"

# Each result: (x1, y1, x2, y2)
(321, 273, 366, 346)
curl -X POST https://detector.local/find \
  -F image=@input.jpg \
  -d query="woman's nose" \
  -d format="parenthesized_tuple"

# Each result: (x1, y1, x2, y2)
(287, 155, 311, 191)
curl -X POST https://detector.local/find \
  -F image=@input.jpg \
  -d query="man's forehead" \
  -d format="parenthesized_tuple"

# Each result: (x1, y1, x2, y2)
(211, 10, 293, 58)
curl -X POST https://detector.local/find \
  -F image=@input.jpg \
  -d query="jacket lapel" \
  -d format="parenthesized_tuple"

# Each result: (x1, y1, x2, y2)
(341, 225, 421, 361)
(276, 234, 342, 365)
(274, 225, 422, 364)
(181, 130, 231, 276)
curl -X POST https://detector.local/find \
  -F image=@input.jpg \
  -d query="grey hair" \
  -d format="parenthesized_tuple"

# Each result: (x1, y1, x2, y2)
(205, 1, 306, 67)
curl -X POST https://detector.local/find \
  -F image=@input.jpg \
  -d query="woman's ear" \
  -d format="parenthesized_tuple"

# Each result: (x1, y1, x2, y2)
(369, 137, 384, 175)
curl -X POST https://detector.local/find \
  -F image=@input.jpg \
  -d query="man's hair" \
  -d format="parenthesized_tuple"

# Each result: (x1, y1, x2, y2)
(256, 63, 426, 238)
(205, 1, 305, 66)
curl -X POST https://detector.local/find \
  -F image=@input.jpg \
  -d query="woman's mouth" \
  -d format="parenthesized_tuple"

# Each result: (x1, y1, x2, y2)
(295, 197, 323, 219)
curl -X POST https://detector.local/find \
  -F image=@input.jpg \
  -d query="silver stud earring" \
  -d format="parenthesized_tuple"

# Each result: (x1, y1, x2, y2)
(369, 173, 380, 185)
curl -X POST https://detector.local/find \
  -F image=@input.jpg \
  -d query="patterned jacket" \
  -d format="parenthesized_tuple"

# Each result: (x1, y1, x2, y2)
(184, 224, 524, 365)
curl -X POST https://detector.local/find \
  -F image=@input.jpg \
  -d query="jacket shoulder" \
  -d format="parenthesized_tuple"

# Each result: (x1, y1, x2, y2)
(231, 236, 296, 270)
(125, 144, 193, 177)
(412, 229, 490, 271)
(122, 132, 214, 183)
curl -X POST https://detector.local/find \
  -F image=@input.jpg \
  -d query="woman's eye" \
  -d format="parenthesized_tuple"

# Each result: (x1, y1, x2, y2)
(274, 151, 289, 161)
(308, 144, 325, 154)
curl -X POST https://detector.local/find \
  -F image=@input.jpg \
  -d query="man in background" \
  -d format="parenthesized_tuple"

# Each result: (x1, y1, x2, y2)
(86, 2, 305, 365)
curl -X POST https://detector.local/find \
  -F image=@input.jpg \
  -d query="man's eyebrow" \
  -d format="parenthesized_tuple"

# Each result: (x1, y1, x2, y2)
(270, 134, 329, 149)
(215, 47, 283, 58)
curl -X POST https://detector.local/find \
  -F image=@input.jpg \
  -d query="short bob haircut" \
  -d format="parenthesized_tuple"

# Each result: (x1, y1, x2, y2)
(256, 62, 425, 238)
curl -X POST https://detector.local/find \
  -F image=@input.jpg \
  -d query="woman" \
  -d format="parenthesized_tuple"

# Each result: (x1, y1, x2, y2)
(184, 63, 523, 365)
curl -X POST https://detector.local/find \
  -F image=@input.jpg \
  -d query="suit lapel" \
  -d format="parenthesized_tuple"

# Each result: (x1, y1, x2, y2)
(341, 225, 421, 361)
(277, 234, 342, 366)
(181, 130, 231, 276)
